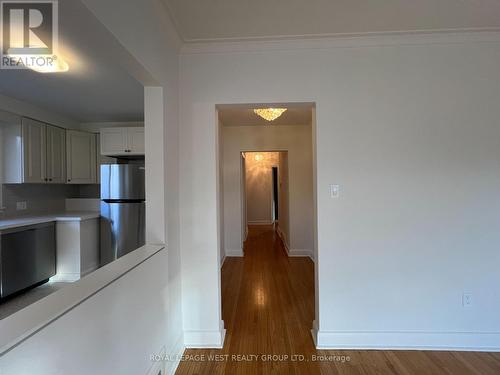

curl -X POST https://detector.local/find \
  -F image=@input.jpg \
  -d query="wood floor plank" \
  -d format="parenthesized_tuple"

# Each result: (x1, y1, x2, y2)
(175, 225, 500, 375)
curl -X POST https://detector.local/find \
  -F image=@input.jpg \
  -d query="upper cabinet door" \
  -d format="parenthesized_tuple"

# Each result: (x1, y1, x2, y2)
(100, 128, 128, 156)
(22, 118, 47, 183)
(127, 128, 145, 155)
(99, 127, 145, 156)
(46, 125, 66, 184)
(66, 130, 96, 184)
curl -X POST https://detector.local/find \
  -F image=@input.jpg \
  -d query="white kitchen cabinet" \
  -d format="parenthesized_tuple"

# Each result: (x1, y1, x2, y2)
(100, 127, 144, 156)
(52, 218, 100, 282)
(22, 118, 46, 183)
(2, 116, 67, 184)
(66, 130, 97, 184)
(46, 125, 66, 183)
(126, 128, 145, 155)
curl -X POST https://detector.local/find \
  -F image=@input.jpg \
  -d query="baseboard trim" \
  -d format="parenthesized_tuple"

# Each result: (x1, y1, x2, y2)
(248, 220, 274, 225)
(225, 248, 244, 257)
(275, 229, 313, 260)
(311, 320, 319, 347)
(289, 248, 313, 258)
(165, 333, 185, 375)
(184, 320, 226, 348)
(221, 254, 227, 267)
(147, 345, 166, 375)
(147, 333, 185, 375)
(314, 330, 500, 352)
(276, 227, 290, 254)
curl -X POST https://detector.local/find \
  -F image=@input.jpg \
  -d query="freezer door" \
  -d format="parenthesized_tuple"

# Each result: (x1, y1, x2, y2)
(100, 164, 145, 200)
(100, 202, 145, 266)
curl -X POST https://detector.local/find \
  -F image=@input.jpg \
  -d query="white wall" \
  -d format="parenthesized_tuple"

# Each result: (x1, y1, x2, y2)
(240, 155, 247, 244)
(180, 33, 500, 350)
(217, 116, 225, 265)
(222, 125, 313, 256)
(278, 152, 290, 248)
(81, 0, 185, 361)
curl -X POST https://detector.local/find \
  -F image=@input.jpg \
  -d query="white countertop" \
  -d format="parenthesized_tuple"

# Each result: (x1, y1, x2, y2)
(0, 212, 100, 231)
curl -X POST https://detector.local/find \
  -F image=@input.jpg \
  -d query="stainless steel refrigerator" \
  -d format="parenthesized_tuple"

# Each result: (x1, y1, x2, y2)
(100, 164, 145, 266)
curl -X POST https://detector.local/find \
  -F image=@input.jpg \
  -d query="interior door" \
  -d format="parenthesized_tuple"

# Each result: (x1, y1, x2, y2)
(22, 118, 46, 183)
(46, 125, 66, 183)
(66, 130, 96, 184)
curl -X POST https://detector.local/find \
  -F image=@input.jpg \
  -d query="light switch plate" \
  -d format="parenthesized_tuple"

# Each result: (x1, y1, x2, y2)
(462, 292, 472, 307)
(330, 184, 340, 198)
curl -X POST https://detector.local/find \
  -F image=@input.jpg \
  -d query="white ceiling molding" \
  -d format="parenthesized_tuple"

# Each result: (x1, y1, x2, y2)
(181, 30, 500, 55)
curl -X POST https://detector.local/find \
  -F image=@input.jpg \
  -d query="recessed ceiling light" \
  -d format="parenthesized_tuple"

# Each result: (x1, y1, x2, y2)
(254, 108, 287, 122)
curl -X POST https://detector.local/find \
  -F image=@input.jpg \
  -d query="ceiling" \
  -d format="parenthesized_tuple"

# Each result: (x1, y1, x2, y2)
(0, 0, 144, 123)
(164, 0, 500, 42)
(218, 104, 312, 126)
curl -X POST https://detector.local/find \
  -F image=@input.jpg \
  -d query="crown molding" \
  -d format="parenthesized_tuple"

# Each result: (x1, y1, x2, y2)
(158, 0, 186, 44)
(180, 29, 500, 55)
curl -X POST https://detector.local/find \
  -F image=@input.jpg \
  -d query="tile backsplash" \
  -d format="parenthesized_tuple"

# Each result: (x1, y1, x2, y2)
(0, 184, 99, 218)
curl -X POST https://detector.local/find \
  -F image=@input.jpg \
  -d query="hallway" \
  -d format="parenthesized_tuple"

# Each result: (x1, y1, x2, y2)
(176, 226, 500, 374)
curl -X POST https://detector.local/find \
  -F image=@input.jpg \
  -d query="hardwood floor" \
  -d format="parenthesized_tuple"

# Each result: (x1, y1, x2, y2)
(175, 225, 500, 374)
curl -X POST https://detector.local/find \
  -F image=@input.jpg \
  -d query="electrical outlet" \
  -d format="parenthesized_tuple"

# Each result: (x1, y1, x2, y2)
(462, 292, 472, 307)
(16, 201, 27, 210)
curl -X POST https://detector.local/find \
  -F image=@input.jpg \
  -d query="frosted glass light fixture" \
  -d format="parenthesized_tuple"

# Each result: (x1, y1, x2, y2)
(254, 154, 264, 161)
(253, 108, 287, 122)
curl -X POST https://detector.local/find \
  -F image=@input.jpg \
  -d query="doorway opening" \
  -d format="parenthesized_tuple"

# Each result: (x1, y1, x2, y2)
(216, 102, 317, 349)
(242, 151, 286, 230)
(272, 166, 279, 222)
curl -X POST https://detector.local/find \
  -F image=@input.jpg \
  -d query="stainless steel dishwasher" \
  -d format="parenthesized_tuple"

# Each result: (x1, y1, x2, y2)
(0, 222, 56, 299)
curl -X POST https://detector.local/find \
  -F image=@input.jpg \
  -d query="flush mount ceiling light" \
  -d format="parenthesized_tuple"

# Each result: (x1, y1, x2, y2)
(254, 154, 264, 161)
(253, 108, 287, 122)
